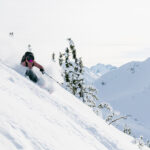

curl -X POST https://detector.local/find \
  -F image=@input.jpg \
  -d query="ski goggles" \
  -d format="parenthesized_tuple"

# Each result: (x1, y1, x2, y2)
(27, 54, 34, 62)
(28, 59, 33, 63)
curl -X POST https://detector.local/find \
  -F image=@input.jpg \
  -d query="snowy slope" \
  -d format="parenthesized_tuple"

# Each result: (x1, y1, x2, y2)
(0, 62, 148, 150)
(94, 58, 150, 140)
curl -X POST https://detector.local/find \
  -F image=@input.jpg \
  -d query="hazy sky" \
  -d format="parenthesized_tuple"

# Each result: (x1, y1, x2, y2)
(1, 0, 150, 67)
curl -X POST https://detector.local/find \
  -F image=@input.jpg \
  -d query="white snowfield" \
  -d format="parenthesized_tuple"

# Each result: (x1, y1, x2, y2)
(94, 58, 150, 140)
(0, 62, 148, 150)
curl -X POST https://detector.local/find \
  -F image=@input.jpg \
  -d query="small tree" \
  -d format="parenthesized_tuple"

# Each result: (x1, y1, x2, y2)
(97, 103, 127, 124)
(137, 136, 144, 149)
(58, 38, 98, 107)
(98, 103, 114, 122)
(123, 125, 131, 135)
(83, 86, 98, 106)
(59, 52, 64, 66)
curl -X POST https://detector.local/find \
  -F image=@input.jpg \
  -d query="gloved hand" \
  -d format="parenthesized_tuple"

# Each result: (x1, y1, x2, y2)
(40, 68, 45, 74)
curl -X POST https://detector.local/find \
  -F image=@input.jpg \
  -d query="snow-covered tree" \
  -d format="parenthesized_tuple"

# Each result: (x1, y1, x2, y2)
(59, 52, 64, 66)
(63, 39, 84, 97)
(134, 136, 145, 149)
(58, 38, 98, 106)
(54, 39, 127, 127)
(123, 125, 131, 135)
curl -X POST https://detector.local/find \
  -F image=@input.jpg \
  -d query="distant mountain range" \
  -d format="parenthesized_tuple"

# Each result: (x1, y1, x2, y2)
(84, 63, 117, 84)
(85, 58, 150, 141)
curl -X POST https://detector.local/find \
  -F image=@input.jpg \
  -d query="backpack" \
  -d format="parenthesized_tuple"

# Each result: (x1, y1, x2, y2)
(21, 52, 34, 63)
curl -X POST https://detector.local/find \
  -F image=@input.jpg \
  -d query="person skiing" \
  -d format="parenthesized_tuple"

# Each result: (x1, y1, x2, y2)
(21, 52, 45, 83)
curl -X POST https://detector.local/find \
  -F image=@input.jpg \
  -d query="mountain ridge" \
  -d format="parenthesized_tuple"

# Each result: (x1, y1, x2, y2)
(93, 57, 150, 140)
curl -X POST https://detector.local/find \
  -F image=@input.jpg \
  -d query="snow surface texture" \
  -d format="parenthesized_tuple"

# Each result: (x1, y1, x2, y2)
(0, 61, 149, 150)
(94, 58, 150, 140)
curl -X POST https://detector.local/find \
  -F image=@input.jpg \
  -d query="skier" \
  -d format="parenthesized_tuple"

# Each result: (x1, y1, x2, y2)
(21, 52, 45, 83)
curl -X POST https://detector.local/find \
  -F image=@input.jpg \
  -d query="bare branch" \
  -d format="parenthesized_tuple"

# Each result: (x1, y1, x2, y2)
(109, 115, 130, 125)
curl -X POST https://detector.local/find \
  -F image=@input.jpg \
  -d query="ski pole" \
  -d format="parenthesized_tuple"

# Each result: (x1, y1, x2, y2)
(45, 72, 63, 86)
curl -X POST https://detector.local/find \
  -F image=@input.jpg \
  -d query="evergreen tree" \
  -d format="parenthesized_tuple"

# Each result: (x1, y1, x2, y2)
(53, 39, 131, 129)
(67, 39, 84, 99)
(123, 125, 131, 135)
(59, 38, 98, 107)
(59, 52, 63, 66)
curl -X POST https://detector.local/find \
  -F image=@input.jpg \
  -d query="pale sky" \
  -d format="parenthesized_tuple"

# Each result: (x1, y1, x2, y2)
(1, 0, 150, 67)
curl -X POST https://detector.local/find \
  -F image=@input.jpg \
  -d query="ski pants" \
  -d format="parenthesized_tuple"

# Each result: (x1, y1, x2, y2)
(25, 69, 38, 83)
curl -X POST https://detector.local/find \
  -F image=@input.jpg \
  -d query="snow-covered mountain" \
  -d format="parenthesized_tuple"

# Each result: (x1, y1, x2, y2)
(94, 58, 150, 141)
(90, 63, 117, 75)
(1, 61, 148, 150)
(84, 64, 117, 84)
